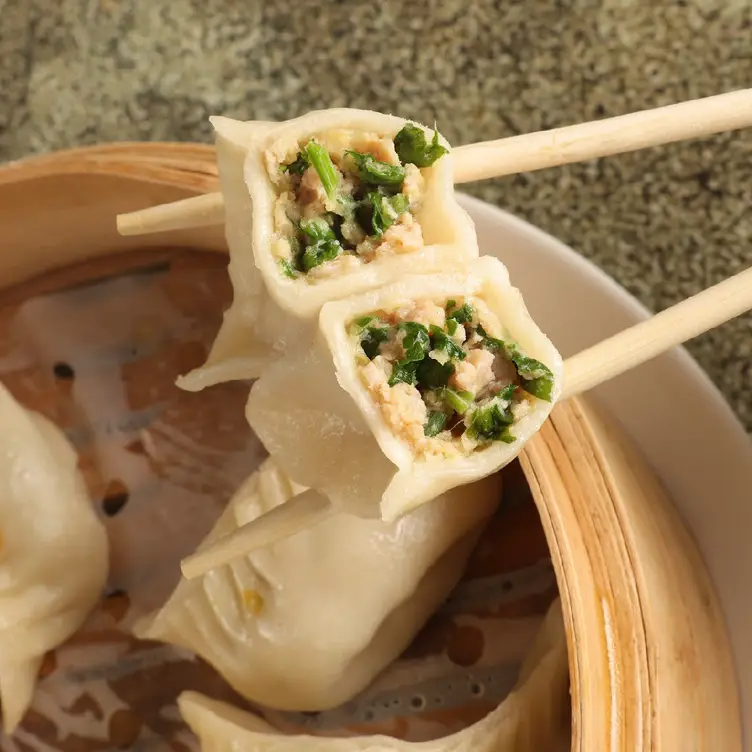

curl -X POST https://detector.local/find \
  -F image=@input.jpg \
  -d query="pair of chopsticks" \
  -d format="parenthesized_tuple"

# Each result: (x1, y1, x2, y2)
(115, 89, 752, 578)
(117, 88, 752, 236)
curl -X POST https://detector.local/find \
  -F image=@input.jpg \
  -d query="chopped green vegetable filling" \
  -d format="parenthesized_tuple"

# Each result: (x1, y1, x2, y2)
(440, 387, 473, 415)
(300, 216, 336, 243)
(295, 217, 345, 272)
(282, 151, 310, 176)
(476, 325, 554, 401)
(300, 238, 342, 271)
(393, 124, 449, 167)
(399, 321, 431, 362)
(429, 325, 466, 361)
(416, 357, 454, 389)
(303, 140, 339, 200)
(346, 150, 406, 186)
(424, 411, 447, 437)
(278, 259, 298, 279)
(356, 296, 556, 449)
(369, 191, 409, 236)
(388, 360, 419, 386)
(352, 315, 376, 332)
(360, 325, 390, 359)
(467, 386, 518, 443)
(447, 302, 474, 324)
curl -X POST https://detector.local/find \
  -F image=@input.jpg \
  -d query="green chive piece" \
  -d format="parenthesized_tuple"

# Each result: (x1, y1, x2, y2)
(303, 140, 339, 200)
(278, 259, 298, 279)
(346, 150, 405, 186)
(399, 322, 431, 363)
(441, 388, 473, 415)
(282, 151, 310, 176)
(388, 360, 419, 386)
(300, 238, 342, 272)
(393, 123, 449, 167)
(369, 191, 409, 236)
(447, 303, 474, 324)
(520, 373, 554, 400)
(416, 357, 454, 389)
(299, 216, 336, 243)
(429, 325, 466, 361)
(361, 326, 390, 360)
(467, 398, 516, 443)
(424, 411, 447, 437)
(476, 325, 555, 402)
(351, 315, 376, 332)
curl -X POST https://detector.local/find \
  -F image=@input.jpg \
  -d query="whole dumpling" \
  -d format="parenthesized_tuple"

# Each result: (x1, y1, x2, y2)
(0, 384, 109, 733)
(178, 599, 569, 751)
(134, 457, 501, 711)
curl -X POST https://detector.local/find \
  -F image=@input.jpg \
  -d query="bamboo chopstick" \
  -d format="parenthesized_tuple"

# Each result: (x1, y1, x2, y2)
(117, 88, 752, 237)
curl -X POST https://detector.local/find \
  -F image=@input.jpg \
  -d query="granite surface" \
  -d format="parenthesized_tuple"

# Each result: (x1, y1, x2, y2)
(0, 0, 750, 429)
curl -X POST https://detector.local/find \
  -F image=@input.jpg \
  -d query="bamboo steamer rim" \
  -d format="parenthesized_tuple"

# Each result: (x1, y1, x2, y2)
(0, 145, 740, 751)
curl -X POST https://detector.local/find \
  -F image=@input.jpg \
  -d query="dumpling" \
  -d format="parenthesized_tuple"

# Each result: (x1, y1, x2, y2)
(246, 256, 563, 522)
(178, 109, 478, 389)
(246, 108, 478, 317)
(0, 384, 108, 733)
(178, 599, 569, 751)
(134, 457, 500, 711)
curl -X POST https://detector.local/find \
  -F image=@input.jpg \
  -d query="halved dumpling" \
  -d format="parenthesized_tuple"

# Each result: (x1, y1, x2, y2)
(247, 256, 562, 521)
(178, 599, 569, 751)
(134, 457, 500, 711)
(250, 109, 477, 318)
(0, 384, 108, 732)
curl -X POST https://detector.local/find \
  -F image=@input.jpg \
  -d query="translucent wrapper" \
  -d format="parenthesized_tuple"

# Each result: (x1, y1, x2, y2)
(178, 599, 568, 752)
(179, 109, 478, 389)
(0, 384, 108, 733)
(247, 256, 563, 521)
(134, 457, 501, 711)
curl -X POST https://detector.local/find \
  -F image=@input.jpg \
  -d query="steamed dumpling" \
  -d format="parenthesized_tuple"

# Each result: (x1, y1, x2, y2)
(247, 256, 563, 522)
(178, 599, 569, 751)
(134, 457, 500, 711)
(245, 108, 478, 318)
(0, 384, 109, 733)
(178, 109, 478, 390)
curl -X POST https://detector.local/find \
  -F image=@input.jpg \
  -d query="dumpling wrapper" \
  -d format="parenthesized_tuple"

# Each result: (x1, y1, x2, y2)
(134, 457, 500, 711)
(246, 256, 563, 522)
(178, 598, 569, 751)
(178, 109, 478, 390)
(0, 384, 108, 733)
(177, 117, 294, 392)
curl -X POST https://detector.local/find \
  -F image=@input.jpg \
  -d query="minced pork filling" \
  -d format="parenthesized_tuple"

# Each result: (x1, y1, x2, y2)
(353, 298, 554, 458)
(269, 124, 448, 281)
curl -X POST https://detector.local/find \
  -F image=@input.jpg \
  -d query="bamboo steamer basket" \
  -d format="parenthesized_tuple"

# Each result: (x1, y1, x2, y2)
(0, 145, 740, 751)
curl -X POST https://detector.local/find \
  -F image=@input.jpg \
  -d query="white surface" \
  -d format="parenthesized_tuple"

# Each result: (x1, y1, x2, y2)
(458, 193, 751, 750)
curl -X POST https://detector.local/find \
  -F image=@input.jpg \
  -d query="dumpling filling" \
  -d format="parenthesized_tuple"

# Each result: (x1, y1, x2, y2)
(266, 124, 448, 281)
(353, 298, 555, 459)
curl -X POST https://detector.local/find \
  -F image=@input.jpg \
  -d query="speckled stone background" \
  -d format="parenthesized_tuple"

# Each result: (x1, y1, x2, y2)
(0, 0, 750, 428)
